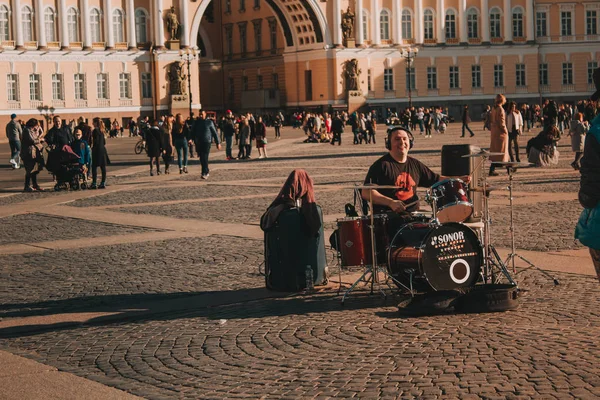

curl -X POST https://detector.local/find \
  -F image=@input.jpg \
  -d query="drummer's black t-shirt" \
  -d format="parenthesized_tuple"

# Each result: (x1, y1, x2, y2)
(364, 153, 440, 213)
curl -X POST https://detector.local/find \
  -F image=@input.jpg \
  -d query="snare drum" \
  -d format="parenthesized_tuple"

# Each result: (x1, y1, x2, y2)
(428, 178, 473, 223)
(337, 215, 389, 267)
(388, 222, 482, 292)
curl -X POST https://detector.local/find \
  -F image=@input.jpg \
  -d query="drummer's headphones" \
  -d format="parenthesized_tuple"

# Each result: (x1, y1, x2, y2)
(386, 126, 414, 150)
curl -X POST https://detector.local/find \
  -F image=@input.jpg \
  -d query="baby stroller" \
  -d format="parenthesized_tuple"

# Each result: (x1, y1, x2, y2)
(46, 145, 88, 191)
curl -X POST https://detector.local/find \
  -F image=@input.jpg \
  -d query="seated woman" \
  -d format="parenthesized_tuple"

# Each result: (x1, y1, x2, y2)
(527, 125, 561, 167)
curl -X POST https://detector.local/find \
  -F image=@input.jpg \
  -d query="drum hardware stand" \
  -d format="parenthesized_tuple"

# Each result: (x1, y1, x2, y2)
(498, 165, 560, 286)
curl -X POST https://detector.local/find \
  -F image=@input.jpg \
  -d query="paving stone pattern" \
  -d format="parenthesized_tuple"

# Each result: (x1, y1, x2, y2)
(489, 200, 584, 251)
(2, 270, 599, 399)
(0, 235, 263, 313)
(0, 213, 164, 246)
(0, 190, 63, 206)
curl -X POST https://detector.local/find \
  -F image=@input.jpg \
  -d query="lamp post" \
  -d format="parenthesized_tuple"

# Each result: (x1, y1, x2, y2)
(180, 48, 197, 119)
(401, 46, 419, 108)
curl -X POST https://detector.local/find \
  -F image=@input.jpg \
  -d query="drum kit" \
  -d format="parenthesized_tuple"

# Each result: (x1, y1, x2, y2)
(335, 149, 558, 304)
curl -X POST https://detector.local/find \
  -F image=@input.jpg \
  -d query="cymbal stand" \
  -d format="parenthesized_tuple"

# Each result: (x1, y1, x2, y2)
(502, 167, 559, 285)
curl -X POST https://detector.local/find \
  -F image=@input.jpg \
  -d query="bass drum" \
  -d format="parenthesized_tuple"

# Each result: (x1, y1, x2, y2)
(388, 222, 482, 292)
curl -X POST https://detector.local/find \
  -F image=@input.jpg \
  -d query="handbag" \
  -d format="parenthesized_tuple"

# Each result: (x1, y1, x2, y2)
(261, 137, 268, 145)
(575, 202, 600, 249)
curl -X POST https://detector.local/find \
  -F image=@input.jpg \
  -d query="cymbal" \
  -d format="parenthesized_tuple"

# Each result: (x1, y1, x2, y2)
(462, 150, 506, 158)
(491, 161, 533, 167)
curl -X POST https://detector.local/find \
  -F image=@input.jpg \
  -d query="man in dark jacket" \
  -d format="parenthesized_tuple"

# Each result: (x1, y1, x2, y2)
(6, 113, 22, 169)
(192, 110, 221, 179)
(223, 111, 236, 160)
(45, 116, 73, 148)
(330, 113, 344, 146)
(461, 105, 475, 137)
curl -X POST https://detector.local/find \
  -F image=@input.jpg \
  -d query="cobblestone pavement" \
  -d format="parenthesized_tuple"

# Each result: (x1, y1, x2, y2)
(0, 125, 598, 398)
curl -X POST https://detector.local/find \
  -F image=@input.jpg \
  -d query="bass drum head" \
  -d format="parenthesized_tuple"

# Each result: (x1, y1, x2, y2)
(421, 223, 482, 290)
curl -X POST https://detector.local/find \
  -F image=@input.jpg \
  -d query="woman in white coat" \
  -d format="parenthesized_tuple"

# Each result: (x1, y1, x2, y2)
(506, 101, 524, 163)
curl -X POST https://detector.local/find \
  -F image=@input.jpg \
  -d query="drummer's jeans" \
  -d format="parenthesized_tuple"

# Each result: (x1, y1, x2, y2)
(590, 248, 600, 282)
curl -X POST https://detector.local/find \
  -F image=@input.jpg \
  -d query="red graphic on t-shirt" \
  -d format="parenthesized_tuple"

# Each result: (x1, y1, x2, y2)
(394, 172, 416, 201)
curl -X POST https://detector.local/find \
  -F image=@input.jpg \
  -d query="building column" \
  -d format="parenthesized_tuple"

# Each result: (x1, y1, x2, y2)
(35, 0, 47, 48)
(415, 0, 423, 44)
(154, 0, 165, 49)
(355, 0, 364, 46)
(437, 0, 445, 44)
(525, 0, 534, 42)
(179, 0, 189, 47)
(481, 0, 490, 43)
(371, 0, 380, 45)
(11, 0, 23, 48)
(103, 0, 114, 48)
(126, 0, 136, 49)
(459, 0, 467, 44)
(504, 0, 512, 42)
(81, 0, 92, 49)
(332, 0, 342, 46)
(393, 0, 402, 45)
(58, 0, 69, 48)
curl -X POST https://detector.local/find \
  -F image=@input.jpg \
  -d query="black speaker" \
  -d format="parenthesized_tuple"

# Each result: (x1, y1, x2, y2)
(441, 144, 482, 222)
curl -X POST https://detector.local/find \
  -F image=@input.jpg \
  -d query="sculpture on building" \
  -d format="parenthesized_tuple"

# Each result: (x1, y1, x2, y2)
(343, 59, 361, 92)
(168, 61, 187, 95)
(165, 6, 180, 40)
(341, 7, 355, 46)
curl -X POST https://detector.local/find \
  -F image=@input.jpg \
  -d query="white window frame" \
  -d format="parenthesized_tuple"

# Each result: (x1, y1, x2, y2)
(427, 66, 437, 89)
(471, 65, 481, 88)
(424, 9, 434, 40)
(380, 9, 390, 40)
(90, 8, 102, 43)
(589, 61, 599, 84)
(51, 73, 63, 100)
(539, 63, 548, 85)
(0, 5, 9, 41)
(560, 10, 573, 37)
(512, 7, 524, 38)
(362, 10, 369, 41)
(401, 9, 412, 40)
(449, 66, 459, 89)
(467, 8, 479, 39)
(119, 72, 131, 99)
(67, 8, 79, 43)
(536, 11, 548, 37)
(134, 8, 149, 44)
(586, 9, 598, 36)
(562, 62, 573, 85)
(490, 8, 501, 39)
(7, 73, 18, 101)
(406, 66, 415, 90)
(516, 64, 526, 87)
(96, 73, 108, 99)
(74, 73, 86, 100)
(384, 68, 394, 91)
(112, 9, 124, 43)
(44, 7, 56, 42)
(29, 73, 41, 101)
(493, 64, 504, 87)
(445, 9, 457, 39)
(22, 6, 33, 42)
(141, 72, 152, 98)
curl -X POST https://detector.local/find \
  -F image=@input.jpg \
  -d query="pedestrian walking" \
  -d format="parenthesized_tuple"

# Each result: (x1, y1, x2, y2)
(238, 117, 250, 159)
(569, 112, 589, 170)
(20, 118, 45, 192)
(255, 116, 268, 159)
(90, 117, 109, 188)
(161, 115, 174, 174)
(331, 113, 344, 146)
(488, 94, 510, 176)
(172, 114, 190, 174)
(6, 113, 22, 169)
(506, 101, 524, 162)
(461, 105, 475, 137)
(192, 110, 221, 179)
(146, 119, 163, 176)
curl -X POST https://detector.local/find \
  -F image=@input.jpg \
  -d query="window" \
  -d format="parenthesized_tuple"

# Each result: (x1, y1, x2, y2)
(406, 67, 415, 91)
(67, 8, 79, 42)
(445, 10, 456, 39)
(97, 73, 108, 99)
(225, 25, 233, 56)
(305, 70, 312, 100)
(539, 63, 548, 85)
(257, 75, 263, 89)
(494, 64, 504, 87)
(119, 72, 131, 98)
(228, 77, 234, 100)
(424, 10, 434, 40)
(467, 9, 478, 39)
(471, 65, 481, 88)
(384, 68, 394, 91)
(561, 11, 572, 36)
(362, 11, 369, 41)
(135, 9, 148, 43)
(141, 72, 152, 98)
(562, 62, 573, 85)
(242, 76, 248, 91)
(90, 9, 102, 42)
(449, 66, 459, 89)
(239, 23, 247, 57)
(401, 10, 412, 39)
(253, 20, 262, 54)
(113, 10, 124, 43)
(587, 10, 598, 35)
(516, 64, 526, 86)
(51, 73, 63, 100)
(536, 11, 547, 37)
(272, 73, 279, 89)
(239, 0, 245, 12)
(367, 69, 372, 91)
(268, 20, 277, 53)
(589, 62, 599, 84)
(74, 73, 86, 100)
(254, 0, 259, 9)
(29, 73, 41, 101)
(7, 74, 18, 101)
(22, 6, 33, 42)
(490, 9, 501, 39)
(427, 67, 437, 89)
(45, 8, 56, 42)
(0, 5, 9, 41)
(380, 10, 390, 40)
(225, 0, 231, 13)
(512, 8, 524, 38)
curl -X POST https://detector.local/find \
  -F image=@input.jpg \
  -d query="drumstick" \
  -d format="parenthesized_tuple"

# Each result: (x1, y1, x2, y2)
(402, 200, 418, 209)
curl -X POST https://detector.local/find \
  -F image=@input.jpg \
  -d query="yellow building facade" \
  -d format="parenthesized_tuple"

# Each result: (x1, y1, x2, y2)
(0, 0, 598, 126)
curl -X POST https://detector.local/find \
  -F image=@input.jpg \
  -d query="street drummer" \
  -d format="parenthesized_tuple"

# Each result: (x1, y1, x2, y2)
(362, 127, 470, 219)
